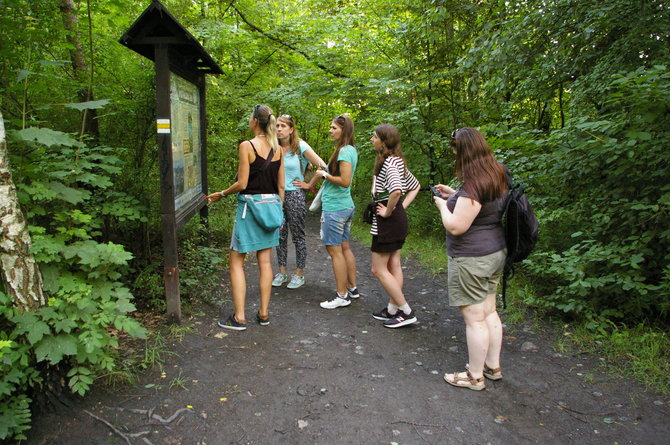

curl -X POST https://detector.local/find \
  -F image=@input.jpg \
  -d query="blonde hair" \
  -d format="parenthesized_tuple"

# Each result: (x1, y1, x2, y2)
(253, 104, 278, 151)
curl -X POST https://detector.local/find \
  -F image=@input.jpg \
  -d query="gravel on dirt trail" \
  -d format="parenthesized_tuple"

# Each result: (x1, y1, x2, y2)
(27, 214, 670, 445)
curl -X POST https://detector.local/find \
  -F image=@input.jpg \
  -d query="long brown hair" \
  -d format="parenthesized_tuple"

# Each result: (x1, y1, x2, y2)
(373, 124, 405, 176)
(278, 114, 301, 156)
(328, 115, 355, 176)
(451, 127, 507, 203)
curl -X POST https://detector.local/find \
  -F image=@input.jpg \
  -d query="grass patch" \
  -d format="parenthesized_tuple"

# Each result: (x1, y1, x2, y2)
(403, 232, 448, 276)
(349, 220, 371, 245)
(566, 322, 670, 395)
(106, 321, 188, 389)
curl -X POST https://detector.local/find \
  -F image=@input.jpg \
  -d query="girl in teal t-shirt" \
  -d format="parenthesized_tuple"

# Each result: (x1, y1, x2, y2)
(272, 115, 326, 290)
(303, 115, 360, 310)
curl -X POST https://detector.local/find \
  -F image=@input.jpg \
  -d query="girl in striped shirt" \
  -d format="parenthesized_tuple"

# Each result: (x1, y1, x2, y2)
(369, 124, 421, 328)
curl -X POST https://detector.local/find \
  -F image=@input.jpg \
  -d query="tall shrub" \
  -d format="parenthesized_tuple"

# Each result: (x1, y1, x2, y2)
(0, 126, 146, 440)
(524, 66, 670, 323)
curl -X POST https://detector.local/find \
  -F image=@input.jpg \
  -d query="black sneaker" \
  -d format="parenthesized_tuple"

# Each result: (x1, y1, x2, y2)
(347, 287, 360, 299)
(383, 310, 417, 328)
(218, 314, 247, 331)
(256, 312, 270, 326)
(372, 307, 397, 321)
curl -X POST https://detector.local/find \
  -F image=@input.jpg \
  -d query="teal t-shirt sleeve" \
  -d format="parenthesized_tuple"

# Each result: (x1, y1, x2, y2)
(299, 140, 311, 173)
(337, 145, 356, 165)
(299, 140, 311, 155)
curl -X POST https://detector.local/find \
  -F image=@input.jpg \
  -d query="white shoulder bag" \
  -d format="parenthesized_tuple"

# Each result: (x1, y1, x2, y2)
(309, 186, 324, 212)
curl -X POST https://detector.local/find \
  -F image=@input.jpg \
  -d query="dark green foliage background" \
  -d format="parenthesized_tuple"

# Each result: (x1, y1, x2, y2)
(1, 0, 669, 440)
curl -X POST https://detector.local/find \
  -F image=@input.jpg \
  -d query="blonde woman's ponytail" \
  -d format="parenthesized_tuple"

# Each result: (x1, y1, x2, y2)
(266, 114, 278, 151)
(253, 104, 279, 152)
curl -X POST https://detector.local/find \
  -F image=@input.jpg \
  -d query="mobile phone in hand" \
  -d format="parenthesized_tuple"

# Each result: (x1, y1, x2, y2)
(429, 185, 442, 197)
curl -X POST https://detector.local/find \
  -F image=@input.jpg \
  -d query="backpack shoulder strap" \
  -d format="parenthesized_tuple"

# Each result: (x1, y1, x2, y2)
(504, 164, 513, 188)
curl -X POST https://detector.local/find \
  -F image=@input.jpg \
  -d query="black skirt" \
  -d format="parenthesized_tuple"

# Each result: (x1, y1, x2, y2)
(371, 235, 405, 253)
(370, 201, 408, 252)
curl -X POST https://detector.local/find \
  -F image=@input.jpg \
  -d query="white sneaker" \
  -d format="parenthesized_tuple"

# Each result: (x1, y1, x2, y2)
(287, 274, 305, 289)
(272, 273, 288, 287)
(319, 293, 351, 309)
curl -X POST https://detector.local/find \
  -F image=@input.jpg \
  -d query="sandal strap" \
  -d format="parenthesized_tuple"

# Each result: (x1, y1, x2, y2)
(466, 370, 485, 385)
(451, 373, 471, 383)
(484, 364, 502, 374)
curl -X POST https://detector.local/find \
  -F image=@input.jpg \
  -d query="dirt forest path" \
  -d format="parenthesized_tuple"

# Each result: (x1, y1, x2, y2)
(28, 214, 669, 445)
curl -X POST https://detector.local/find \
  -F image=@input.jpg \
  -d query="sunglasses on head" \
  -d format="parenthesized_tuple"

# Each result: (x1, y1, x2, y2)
(280, 114, 293, 121)
(451, 129, 460, 139)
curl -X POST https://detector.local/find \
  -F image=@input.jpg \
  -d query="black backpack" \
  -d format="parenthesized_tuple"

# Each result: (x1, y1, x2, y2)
(501, 176, 539, 308)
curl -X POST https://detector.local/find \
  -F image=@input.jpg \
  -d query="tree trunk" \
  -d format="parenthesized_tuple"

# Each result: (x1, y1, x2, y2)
(558, 83, 565, 129)
(59, 0, 99, 142)
(0, 112, 45, 312)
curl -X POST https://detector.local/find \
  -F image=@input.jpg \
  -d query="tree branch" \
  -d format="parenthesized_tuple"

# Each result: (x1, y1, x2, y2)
(241, 48, 280, 86)
(230, 3, 350, 80)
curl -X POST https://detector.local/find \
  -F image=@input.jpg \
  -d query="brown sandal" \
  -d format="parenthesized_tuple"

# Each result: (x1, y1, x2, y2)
(443, 370, 485, 391)
(483, 364, 503, 381)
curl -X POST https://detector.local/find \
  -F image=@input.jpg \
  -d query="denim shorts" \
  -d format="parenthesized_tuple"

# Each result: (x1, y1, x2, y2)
(447, 249, 506, 307)
(320, 207, 354, 246)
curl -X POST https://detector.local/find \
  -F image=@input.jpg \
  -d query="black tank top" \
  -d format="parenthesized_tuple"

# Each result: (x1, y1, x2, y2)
(242, 141, 281, 194)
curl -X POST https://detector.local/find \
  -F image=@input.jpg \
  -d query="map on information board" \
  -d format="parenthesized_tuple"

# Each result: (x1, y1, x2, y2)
(170, 72, 202, 212)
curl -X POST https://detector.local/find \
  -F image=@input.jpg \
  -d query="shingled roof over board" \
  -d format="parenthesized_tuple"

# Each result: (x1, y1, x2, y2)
(119, 0, 223, 76)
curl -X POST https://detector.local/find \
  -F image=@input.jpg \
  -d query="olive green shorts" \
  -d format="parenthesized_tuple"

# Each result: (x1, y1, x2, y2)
(447, 249, 506, 307)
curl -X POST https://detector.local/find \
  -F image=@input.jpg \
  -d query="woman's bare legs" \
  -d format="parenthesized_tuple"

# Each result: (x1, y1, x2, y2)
(325, 244, 348, 295)
(483, 293, 502, 370)
(229, 248, 275, 322)
(371, 250, 407, 307)
(341, 241, 357, 290)
(460, 301, 488, 379)
(460, 293, 502, 378)
(229, 250, 247, 322)
(257, 248, 273, 318)
(388, 249, 403, 289)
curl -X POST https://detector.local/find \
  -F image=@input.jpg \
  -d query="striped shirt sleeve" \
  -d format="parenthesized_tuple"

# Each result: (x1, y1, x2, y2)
(403, 169, 420, 192)
(383, 157, 404, 193)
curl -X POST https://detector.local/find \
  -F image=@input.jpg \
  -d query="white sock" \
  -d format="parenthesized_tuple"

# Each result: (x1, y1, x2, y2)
(398, 303, 411, 314)
(337, 292, 348, 299)
(387, 303, 399, 315)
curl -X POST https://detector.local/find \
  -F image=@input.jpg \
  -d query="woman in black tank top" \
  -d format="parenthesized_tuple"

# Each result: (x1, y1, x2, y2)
(207, 105, 284, 331)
